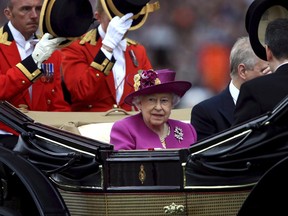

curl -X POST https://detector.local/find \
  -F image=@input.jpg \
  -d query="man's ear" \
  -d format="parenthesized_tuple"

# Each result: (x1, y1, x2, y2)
(4, 8, 12, 20)
(238, 63, 247, 80)
(95, 11, 100, 22)
(265, 45, 272, 61)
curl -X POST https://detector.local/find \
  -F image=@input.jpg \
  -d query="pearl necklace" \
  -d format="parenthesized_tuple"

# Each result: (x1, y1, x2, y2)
(160, 123, 170, 148)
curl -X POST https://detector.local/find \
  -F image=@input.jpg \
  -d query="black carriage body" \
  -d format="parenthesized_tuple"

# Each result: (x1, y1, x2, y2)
(0, 97, 287, 215)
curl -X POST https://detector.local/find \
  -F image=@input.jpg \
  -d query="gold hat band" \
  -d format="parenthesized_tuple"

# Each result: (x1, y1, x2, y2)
(45, 0, 57, 37)
(101, 0, 160, 30)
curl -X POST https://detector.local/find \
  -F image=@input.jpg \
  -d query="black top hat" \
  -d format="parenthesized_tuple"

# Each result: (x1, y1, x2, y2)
(39, 0, 94, 46)
(245, 0, 288, 60)
(100, 0, 160, 30)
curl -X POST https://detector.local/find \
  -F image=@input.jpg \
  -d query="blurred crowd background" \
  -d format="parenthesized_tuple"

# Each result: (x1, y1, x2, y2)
(0, 0, 254, 108)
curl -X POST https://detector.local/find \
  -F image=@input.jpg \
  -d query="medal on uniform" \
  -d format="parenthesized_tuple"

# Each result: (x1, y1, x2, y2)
(129, 50, 139, 67)
(41, 63, 54, 83)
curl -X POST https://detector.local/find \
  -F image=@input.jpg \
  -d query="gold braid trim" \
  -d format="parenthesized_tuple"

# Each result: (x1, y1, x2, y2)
(126, 38, 138, 45)
(90, 60, 114, 76)
(80, 29, 97, 45)
(0, 27, 12, 46)
(16, 63, 42, 82)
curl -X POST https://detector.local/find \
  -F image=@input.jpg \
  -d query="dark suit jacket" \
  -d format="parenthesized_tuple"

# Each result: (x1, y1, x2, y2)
(191, 85, 235, 141)
(234, 63, 288, 125)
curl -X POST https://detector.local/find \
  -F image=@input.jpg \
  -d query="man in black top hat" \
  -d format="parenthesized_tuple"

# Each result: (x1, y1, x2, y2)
(233, 0, 288, 125)
(61, 0, 160, 112)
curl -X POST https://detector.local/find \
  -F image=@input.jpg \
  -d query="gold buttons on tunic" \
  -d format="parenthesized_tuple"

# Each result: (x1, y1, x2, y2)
(47, 99, 51, 104)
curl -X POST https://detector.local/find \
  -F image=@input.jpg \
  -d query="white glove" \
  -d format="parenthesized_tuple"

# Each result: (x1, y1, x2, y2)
(102, 13, 133, 51)
(32, 33, 66, 69)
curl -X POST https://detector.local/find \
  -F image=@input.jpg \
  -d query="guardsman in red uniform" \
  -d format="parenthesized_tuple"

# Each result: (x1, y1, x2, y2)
(0, 0, 71, 112)
(61, 0, 160, 111)
(0, 0, 70, 142)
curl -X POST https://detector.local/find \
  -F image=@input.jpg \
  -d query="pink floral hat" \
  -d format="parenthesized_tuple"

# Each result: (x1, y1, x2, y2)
(124, 69, 192, 105)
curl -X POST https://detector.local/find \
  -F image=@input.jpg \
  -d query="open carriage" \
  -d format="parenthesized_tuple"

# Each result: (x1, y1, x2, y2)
(0, 94, 287, 216)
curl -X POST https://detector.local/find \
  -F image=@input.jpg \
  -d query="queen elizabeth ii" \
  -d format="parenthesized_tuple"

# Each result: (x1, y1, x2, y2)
(110, 69, 197, 150)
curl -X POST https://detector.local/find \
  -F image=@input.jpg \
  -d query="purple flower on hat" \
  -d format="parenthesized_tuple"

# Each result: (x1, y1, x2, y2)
(134, 69, 161, 91)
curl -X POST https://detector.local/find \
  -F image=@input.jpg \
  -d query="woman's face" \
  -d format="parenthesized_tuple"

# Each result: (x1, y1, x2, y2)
(139, 93, 173, 129)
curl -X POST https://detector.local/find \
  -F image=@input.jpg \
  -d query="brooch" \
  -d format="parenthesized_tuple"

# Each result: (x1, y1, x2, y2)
(174, 127, 184, 141)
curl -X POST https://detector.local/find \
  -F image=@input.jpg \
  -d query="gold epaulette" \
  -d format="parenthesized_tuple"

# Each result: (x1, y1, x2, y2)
(0, 27, 12, 46)
(80, 29, 97, 45)
(126, 38, 138, 46)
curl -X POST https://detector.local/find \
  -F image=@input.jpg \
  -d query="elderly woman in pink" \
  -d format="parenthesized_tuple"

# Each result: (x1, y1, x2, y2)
(110, 69, 197, 150)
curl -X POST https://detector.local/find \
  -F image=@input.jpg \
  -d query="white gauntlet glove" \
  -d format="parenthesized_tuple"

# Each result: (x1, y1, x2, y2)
(102, 13, 133, 51)
(32, 33, 66, 69)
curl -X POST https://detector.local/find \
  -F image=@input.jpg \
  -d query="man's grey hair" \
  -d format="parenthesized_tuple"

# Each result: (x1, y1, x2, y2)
(229, 36, 259, 78)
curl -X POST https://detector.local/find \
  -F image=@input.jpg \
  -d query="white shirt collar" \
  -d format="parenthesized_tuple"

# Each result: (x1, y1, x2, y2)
(229, 81, 239, 105)
(8, 21, 34, 48)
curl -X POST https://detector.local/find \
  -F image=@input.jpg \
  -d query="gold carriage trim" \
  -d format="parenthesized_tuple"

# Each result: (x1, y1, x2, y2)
(138, 164, 146, 184)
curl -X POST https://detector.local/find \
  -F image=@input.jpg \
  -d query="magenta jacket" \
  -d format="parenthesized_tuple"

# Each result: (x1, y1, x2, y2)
(110, 113, 197, 150)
